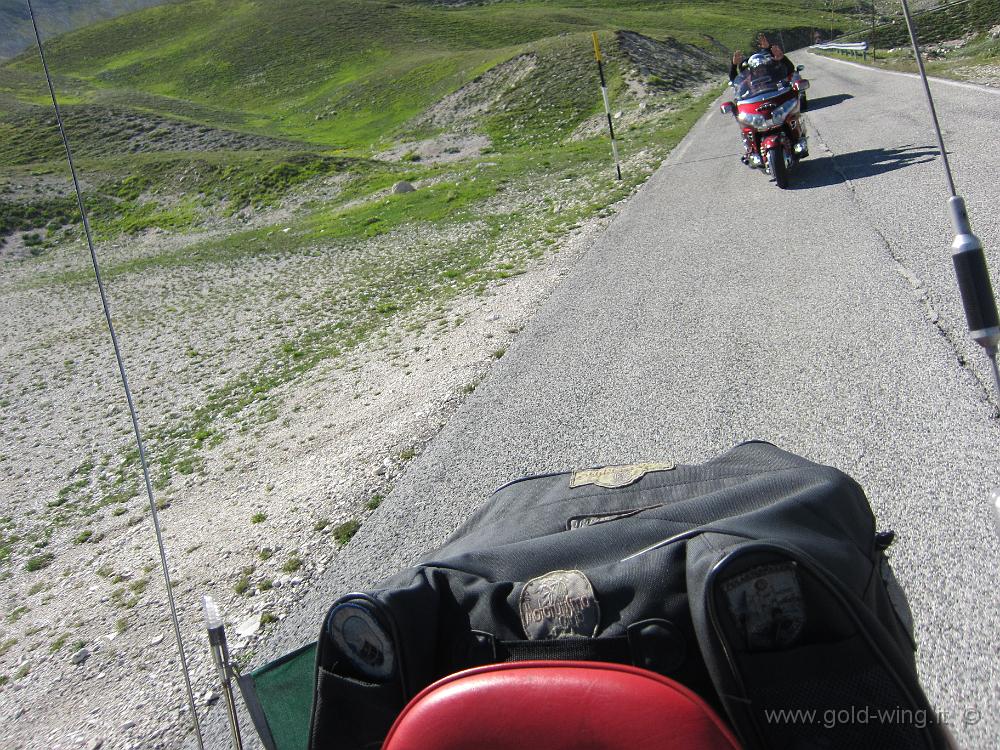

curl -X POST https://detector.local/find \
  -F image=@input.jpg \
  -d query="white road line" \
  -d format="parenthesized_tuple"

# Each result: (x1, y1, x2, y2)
(805, 51, 1000, 97)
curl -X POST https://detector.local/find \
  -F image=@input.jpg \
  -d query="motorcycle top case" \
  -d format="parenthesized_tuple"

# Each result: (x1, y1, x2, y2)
(309, 441, 944, 750)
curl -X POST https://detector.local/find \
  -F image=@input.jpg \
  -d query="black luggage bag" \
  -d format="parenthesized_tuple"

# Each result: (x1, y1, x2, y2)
(309, 441, 947, 749)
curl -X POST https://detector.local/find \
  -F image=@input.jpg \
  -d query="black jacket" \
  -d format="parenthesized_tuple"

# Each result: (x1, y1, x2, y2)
(729, 53, 795, 83)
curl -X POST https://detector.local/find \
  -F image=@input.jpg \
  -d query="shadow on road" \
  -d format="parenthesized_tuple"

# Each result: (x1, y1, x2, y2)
(805, 93, 854, 110)
(789, 145, 938, 189)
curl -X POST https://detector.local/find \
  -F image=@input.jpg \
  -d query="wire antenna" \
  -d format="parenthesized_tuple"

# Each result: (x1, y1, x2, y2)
(899, 0, 1000, 399)
(898, 0, 955, 197)
(24, 2, 205, 747)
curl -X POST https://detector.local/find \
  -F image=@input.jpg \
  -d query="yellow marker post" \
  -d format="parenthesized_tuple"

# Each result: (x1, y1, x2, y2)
(592, 32, 622, 180)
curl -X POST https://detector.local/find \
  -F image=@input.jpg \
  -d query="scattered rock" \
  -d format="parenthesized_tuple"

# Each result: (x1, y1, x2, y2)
(71, 648, 91, 666)
(392, 181, 415, 194)
(85, 739, 103, 750)
(149, 634, 164, 646)
(235, 614, 261, 639)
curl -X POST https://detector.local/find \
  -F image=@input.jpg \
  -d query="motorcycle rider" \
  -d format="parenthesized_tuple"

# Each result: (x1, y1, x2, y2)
(729, 52, 807, 165)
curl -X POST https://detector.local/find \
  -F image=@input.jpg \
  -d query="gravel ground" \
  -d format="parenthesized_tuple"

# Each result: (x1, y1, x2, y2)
(0, 144, 645, 750)
(0, 32, 721, 748)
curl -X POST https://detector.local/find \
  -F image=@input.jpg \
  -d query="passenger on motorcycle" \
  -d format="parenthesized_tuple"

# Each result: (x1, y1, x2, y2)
(730, 53, 801, 165)
(728, 34, 774, 81)
(733, 52, 788, 100)
(770, 45, 795, 79)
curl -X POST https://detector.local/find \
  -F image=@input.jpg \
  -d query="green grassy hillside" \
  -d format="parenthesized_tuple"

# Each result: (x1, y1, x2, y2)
(817, 0, 1000, 84)
(1, 0, 859, 250)
(848, 0, 1000, 49)
(0, 0, 868, 547)
(5, 0, 852, 148)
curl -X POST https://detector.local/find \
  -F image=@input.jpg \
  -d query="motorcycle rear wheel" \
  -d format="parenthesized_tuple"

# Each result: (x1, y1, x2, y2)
(767, 146, 788, 189)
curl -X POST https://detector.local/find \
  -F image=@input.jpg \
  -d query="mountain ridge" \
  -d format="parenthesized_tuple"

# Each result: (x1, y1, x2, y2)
(0, 0, 170, 58)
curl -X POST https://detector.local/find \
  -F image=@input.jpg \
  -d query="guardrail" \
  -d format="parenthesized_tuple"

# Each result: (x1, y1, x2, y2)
(811, 41, 869, 51)
(810, 41, 871, 59)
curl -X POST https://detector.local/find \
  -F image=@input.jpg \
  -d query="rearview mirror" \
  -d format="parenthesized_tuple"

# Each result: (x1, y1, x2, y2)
(796, 65, 805, 72)
(720, 101, 736, 116)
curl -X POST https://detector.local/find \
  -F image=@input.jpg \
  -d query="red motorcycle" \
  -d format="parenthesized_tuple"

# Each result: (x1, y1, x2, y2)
(721, 54, 810, 189)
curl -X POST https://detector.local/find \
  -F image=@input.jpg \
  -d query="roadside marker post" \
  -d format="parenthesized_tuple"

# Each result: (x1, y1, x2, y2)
(592, 32, 622, 180)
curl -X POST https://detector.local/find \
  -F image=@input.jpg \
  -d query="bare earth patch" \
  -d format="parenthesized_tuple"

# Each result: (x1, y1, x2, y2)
(955, 63, 1000, 86)
(375, 133, 492, 164)
(405, 53, 538, 135)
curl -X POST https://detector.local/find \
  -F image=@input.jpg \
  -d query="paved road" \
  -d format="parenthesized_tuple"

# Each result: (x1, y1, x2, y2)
(237, 53, 1000, 748)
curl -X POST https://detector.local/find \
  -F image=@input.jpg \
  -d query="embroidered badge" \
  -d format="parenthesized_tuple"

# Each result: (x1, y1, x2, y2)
(519, 569, 600, 640)
(570, 462, 675, 489)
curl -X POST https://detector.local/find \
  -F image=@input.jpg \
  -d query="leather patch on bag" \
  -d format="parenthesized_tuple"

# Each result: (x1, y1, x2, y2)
(570, 462, 675, 489)
(566, 505, 660, 530)
(519, 570, 600, 640)
(722, 562, 805, 651)
(329, 602, 395, 680)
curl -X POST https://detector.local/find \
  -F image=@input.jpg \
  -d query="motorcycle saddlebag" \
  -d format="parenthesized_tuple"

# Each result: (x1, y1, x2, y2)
(307, 441, 944, 749)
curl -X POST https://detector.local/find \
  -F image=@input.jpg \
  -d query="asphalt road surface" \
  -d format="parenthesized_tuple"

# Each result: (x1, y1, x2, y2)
(216, 52, 1000, 748)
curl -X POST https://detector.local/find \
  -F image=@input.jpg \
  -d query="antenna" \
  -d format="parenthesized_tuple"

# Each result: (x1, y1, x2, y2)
(203, 596, 245, 750)
(24, 2, 205, 746)
(898, 0, 1000, 399)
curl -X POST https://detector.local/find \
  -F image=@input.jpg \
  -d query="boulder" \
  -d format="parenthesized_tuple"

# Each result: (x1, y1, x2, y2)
(71, 647, 91, 665)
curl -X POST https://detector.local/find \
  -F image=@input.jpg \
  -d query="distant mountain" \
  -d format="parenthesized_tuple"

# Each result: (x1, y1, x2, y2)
(0, 0, 169, 58)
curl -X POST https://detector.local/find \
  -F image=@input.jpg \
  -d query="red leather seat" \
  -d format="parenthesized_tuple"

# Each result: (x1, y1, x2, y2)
(382, 660, 742, 749)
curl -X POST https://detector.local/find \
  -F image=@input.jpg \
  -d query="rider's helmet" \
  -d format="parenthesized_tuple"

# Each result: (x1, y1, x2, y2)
(746, 52, 772, 70)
